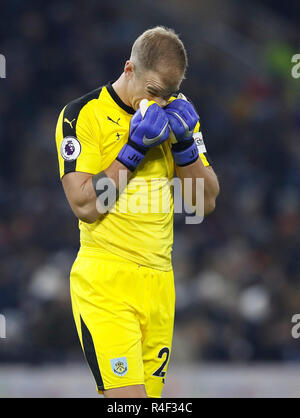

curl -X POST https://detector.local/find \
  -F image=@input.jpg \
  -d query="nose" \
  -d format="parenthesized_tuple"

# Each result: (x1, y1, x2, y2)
(152, 96, 167, 108)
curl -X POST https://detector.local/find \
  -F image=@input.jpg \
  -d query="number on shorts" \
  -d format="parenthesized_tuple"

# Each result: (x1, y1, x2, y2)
(152, 347, 170, 377)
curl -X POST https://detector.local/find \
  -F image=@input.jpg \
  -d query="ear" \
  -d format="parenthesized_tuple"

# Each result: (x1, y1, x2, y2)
(124, 60, 134, 80)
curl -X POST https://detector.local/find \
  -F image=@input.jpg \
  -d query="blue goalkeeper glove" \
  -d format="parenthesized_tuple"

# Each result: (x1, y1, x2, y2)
(165, 95, 199, 166)
(117, 100, 170, 172)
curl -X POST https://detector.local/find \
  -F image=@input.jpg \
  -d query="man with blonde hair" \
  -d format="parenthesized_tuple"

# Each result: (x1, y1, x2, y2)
(55, 26, 219, 398)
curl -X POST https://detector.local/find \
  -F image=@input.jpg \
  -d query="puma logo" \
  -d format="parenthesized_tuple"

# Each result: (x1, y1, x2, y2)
(64, 118, 76, 129)
(107, 116, 121, 126)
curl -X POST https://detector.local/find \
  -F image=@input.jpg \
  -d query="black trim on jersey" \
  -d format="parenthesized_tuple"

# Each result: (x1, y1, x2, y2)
(203, 153, 213, 166)
(62, 86, 103, 175)
(80, 315, 104, 391)
(64, 159, 77, 175)
(106, 82, 135, 115)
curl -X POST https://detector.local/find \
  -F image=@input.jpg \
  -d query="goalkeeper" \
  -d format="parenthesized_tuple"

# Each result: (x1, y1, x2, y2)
(55, 26, 219, 398)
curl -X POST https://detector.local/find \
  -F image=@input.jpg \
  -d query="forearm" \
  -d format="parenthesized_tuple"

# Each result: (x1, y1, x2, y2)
(176, 158, 219, 215)
(62, 160, 132, 224)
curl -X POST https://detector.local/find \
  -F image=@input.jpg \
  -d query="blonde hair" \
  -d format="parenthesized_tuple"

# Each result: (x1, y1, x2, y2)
(130, 26, 188, 79)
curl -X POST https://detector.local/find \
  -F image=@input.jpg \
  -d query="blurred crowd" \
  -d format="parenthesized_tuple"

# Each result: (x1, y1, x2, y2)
(0, 0, 300, 365)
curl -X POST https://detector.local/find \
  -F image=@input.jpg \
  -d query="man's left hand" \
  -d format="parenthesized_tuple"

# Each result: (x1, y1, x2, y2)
(165, 97, 199, 144)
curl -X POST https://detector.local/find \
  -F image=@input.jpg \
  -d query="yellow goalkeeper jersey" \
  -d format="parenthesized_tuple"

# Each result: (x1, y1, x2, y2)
(55, 82, 210, 271)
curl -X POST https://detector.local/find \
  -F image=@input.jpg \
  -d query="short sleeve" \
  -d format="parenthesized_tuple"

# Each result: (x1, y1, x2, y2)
(55, 89, 102, 179)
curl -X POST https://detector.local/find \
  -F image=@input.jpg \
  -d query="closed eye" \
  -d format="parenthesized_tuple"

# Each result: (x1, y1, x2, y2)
(146, 88, 160, 97)
(147, 87, 173, 101)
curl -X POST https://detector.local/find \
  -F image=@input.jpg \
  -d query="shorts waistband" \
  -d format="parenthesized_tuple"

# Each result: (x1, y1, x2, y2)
(78, 246, 173, 273)
(78, 246, 141, 265)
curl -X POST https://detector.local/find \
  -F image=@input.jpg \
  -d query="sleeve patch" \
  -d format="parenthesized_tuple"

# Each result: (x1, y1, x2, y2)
(193, 131, 207, 154)
(60, 136, 81, 161)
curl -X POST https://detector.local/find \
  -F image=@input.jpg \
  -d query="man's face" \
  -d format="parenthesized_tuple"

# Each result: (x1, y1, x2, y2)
(126, 64, 183, 111)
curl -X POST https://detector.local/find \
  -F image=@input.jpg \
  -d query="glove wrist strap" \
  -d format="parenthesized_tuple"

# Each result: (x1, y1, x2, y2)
(172, 139, 199, 167)
(117, 140, 146, 172)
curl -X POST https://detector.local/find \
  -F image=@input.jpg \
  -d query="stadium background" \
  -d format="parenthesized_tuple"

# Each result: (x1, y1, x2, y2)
(0, 0, 300, 397)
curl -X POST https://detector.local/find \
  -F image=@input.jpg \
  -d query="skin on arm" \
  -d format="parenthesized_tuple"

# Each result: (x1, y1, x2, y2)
(62, 160, 133, 224)
(176, 158, 220, 216)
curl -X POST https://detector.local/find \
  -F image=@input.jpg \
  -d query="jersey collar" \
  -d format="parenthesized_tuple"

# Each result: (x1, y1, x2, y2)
(106, 82, 135, 115)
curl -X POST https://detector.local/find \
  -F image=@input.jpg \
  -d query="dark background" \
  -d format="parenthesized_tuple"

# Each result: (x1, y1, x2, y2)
(0, 0, 300, 367)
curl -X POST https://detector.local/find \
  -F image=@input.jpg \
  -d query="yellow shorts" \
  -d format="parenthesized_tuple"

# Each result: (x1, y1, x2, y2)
(70, 247, 175, 398)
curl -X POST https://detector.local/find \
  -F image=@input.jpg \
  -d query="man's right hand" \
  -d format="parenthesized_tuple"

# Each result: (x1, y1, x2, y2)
(117, 100, 170, 172)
